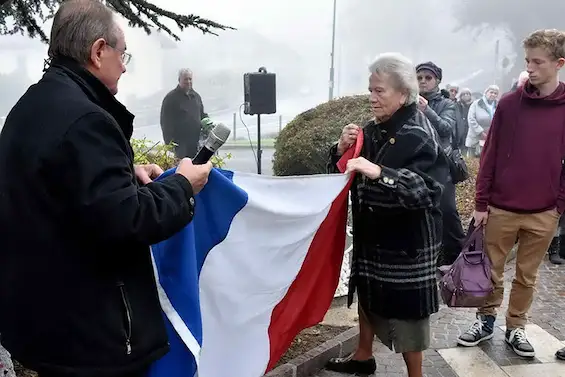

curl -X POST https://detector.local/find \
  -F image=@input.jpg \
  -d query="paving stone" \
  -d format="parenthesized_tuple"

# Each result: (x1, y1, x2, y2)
(309, 258, 565, 377)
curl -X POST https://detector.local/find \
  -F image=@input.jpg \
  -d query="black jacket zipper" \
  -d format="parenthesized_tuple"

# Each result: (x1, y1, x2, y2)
(117, 281, 132, 355)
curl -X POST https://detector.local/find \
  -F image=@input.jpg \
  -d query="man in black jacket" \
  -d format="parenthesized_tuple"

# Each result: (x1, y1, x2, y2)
(160, 69, 208, 159)
(0, 1, 212, 376)
(416, 61, 465, 266)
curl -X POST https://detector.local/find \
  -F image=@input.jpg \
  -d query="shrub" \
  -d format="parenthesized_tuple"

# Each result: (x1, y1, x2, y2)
(272, 95, 372, 176)
(131, 138, 232, 170)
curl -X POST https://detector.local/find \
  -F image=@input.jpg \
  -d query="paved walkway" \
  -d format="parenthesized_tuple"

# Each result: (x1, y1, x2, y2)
(313, 258, 565, 377)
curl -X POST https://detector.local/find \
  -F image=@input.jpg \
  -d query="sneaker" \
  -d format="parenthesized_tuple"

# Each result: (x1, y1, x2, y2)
(325, 354, 377, 375)
(556, 346, 565, 360)
(506, 328, 535, 357)
(548, 238, 565, 265)
(457, 316, 495, 347)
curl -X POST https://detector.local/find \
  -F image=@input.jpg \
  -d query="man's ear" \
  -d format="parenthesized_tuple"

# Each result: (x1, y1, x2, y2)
(89, 38, 106, 69)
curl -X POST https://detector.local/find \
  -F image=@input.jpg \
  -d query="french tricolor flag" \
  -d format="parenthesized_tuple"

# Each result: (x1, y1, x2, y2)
(148, 136, 362, 377)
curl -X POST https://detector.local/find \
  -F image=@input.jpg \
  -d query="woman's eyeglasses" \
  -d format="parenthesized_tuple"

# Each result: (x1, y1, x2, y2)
(417, 75, 434, 82)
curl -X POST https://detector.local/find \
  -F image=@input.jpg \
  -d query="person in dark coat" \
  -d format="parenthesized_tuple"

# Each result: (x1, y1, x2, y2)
(325, 52, 448, 377)
(455, 88, 473, 153)
(446, 83, 459, 101)
(416, 61, 465, 266)
(160, 68, 208, 159)
(0, 1, 212, 376)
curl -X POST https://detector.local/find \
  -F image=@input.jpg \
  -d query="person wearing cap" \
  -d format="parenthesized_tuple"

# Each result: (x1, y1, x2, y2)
(446, 83, 460, 101)
(416, 61, 465, 266)
(455, 88, 473, 153)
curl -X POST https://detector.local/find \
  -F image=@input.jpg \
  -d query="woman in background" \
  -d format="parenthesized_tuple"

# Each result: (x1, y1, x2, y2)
(465, 85, 499, 157)
(455, 88, 473, 155)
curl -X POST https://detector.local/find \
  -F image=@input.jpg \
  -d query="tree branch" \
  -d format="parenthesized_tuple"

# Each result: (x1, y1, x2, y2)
(0, 0, 234, 43)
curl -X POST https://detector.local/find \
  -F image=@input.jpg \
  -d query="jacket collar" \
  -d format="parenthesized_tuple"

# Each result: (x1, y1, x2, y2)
(365, 103, 417, 145)
(48, 57, 134, 139)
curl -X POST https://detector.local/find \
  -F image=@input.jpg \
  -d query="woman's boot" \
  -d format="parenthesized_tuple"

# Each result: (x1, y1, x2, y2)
(548, 237, 564, 265)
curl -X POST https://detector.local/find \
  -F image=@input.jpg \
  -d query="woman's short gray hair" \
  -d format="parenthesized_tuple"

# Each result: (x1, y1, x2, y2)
(48, 0, 118, 65)
(485, 84, 500, 94)
(368, 52, 419, 105)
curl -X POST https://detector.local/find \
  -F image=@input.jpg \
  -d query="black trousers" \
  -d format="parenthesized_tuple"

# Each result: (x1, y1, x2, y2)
(439, 179, 465, 265)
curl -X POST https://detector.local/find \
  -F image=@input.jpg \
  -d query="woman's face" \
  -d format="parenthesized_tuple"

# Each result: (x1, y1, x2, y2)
(368, 72, 407, 121)
(460, 92, 472, 104)
(486, 89, 499, 101)
(417, 69, 438, 93)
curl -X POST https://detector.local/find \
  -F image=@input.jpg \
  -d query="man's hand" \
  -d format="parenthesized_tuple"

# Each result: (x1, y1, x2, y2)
(176, 158, 213, 194)
(473, 210, 488, 226)
(345, 157, 382, 179)
(135, 164, 164, 185)
(417, 95, 428, 111)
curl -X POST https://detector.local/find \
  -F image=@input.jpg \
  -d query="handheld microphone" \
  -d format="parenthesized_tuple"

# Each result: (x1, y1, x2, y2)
(192, 123, 231, 164)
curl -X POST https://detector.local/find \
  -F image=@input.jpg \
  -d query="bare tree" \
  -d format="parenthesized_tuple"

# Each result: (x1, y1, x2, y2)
(0, 0, 233, 42)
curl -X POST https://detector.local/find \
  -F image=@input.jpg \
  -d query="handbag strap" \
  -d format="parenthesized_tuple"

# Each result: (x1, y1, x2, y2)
(462, 219, 484, 253)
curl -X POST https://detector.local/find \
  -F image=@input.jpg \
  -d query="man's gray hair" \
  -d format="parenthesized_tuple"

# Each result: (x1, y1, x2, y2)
(178, 68, 193, 80)
(368, 52, 419, 105)
(48, 0, 118, 65)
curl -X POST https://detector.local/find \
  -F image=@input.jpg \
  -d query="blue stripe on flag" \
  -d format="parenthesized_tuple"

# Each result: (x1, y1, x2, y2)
(148, 168, 248, 377)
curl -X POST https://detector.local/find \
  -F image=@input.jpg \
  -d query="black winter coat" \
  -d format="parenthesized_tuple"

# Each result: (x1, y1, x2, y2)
(421, 89, 457, 149)
(0, 58, 195, 377)
(160, 86, 207, 159)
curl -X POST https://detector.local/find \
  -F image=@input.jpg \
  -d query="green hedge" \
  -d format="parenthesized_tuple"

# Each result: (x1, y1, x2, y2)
(272, 95, 372, 176)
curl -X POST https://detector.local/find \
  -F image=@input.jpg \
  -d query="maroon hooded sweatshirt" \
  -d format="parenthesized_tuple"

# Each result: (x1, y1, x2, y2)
(476, 81, 565, 214)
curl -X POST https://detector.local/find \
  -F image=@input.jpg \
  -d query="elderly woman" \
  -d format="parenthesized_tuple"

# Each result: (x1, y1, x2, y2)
(455, 88, 473, 153)
(446, 83, 459, 101)
(325, 53, 449, 377)
(415, 61, 464, 266)
(465, 84, 499, 157)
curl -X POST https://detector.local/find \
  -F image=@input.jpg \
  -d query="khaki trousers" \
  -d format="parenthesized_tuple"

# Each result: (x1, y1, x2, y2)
(477, 207, 559, 329)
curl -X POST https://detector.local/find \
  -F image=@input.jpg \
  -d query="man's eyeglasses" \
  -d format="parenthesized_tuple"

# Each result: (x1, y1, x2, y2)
(107, 43, 132, 65)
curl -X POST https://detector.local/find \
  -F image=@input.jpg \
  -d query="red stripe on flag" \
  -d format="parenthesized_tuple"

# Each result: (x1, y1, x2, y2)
(265, 133, 364, 371)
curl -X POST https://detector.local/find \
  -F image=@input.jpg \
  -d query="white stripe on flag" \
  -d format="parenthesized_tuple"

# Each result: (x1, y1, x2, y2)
(151, 249, 202, 368)
(198, 172, 350, 377)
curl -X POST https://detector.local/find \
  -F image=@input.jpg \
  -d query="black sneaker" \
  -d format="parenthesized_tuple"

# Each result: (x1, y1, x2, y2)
(506, 328, 535, 357)
(457, 317, 495, 347)
(548, 238, 565, 264)
(325, 354, 377, 375)
(555, 346, 565, 360)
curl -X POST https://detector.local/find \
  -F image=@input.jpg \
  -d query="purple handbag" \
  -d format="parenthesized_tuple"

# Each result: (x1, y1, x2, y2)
(440, 222, 493, 308)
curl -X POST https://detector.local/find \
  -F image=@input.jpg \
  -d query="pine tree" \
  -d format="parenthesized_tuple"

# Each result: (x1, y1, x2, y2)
(0, 0, 232, 42)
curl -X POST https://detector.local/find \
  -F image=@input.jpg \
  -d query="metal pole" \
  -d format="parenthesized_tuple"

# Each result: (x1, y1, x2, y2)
(278, 115, 282, 133)
(257, 114, 262, 175)
(328, 0, 337, 101)
(494, 40, 500, 85)
(232, 112, 236, 140)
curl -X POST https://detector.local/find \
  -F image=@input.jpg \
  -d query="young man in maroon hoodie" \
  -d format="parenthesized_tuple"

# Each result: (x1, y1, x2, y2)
(457, 29, 565, 358)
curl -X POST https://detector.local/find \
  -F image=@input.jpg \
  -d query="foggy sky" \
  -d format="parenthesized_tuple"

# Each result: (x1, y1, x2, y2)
(0, 0, 508, 120)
